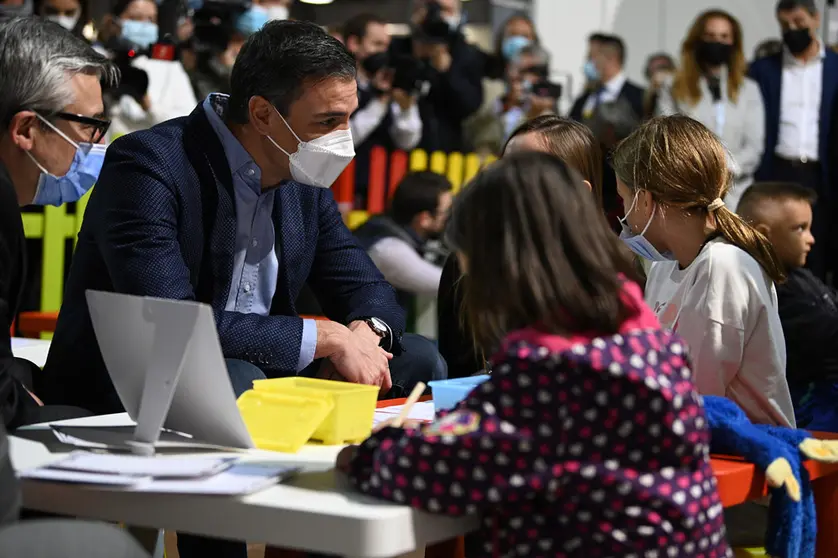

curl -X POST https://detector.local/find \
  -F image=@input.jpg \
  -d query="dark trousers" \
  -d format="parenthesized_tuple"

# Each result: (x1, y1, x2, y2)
(772, 156, 830, 280)
(177, 335, 447, 558)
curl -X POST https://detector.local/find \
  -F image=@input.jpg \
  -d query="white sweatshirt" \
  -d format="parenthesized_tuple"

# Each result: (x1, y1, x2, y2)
(645, 238, 795, 427)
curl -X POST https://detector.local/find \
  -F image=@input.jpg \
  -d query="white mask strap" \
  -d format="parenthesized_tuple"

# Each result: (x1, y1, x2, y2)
(272, 105, 303, 144)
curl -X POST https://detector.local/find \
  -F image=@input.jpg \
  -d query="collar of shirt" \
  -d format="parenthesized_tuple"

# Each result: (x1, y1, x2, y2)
(783, 38, 826, 67)
(203, 93, 263, 194)
(602, 72, 627, 95)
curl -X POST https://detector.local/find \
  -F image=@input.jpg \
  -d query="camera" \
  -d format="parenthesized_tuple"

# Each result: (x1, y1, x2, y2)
(361, 53, 431, 97)
(103, 35, 180, 104)
(190, 0, 250, 53)
(531, 80, 562, 100)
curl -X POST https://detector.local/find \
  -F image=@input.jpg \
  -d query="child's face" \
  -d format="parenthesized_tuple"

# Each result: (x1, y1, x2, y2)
(759, 198, 815, 269)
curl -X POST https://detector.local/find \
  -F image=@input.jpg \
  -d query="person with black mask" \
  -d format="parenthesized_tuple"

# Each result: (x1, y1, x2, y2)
(389, 0, 483, 153)
(749, 0, 838, 282)
(354, 171, 451, 315)
(345, 13, 422, 209)
(655, 9, 765, 210)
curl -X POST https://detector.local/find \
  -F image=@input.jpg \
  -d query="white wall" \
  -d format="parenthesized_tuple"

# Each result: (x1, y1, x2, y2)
(533, 0, 790, 103)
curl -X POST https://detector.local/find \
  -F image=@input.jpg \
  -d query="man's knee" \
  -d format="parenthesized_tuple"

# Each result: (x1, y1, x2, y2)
(224, 359, 268, 398)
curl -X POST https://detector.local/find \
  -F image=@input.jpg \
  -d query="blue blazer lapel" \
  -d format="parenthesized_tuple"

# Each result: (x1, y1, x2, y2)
(182, 106, 237, 309)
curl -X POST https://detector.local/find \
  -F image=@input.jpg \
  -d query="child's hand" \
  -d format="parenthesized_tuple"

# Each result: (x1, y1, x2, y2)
(336, 445, 357, 473)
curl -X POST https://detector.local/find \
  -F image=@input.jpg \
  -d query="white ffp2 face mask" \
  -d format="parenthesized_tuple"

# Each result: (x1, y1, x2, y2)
(267, 106, 355, 189)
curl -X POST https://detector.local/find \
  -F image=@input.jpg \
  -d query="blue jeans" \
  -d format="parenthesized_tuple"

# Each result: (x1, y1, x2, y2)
(177, 336, 446, 558)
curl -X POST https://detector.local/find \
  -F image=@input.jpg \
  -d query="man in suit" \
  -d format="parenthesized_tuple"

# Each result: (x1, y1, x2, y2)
(0, 17, 114, 430)
(569, 34, 644, 124)
(42, 19, 447, 410)
(0, 17, 152, 558)
(749, 0, 838, 281)
(41, 19, 446, 558)
(570, 34, 644, 230)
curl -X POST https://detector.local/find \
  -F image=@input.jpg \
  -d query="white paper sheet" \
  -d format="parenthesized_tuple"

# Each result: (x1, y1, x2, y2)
(133, 462, 299, 495)
(50, 452, 236, 479)
(372, 401, 436, 427)
(19, 468, 146, 486)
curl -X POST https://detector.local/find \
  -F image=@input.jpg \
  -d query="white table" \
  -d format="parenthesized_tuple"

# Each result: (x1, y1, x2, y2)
(11, 337, 51, 368)
(9, 413, 477, 558)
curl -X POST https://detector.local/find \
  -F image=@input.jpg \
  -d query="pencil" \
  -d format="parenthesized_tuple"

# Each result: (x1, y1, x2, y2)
(392, 382, 426, 428)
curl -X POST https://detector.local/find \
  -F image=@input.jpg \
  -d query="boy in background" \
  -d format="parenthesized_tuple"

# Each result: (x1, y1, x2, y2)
(738, 182, 838, 430)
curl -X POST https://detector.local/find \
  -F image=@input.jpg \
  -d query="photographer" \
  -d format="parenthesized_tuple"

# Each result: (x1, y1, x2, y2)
(98, 0, 197, 137)
(346, 13, 422, 208)
(390, 0, 483, 153)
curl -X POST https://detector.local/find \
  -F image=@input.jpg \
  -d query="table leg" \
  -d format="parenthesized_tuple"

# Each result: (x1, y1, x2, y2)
(813, 470, 838, 558)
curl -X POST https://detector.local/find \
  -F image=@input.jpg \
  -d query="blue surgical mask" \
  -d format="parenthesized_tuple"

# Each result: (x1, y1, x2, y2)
(619, 192, 675, 262)
(502, 36, 531, 61)
(121, 19, 159, 49)
(583, 59, 600, 82)
(236, 6, 269, 36)
(27, 113, 106, 207)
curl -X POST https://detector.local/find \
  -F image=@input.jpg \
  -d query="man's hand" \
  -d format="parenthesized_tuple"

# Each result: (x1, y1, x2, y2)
(392, 88, 415, 112)
(429, 44, 452, 73)
(330, 323, 393, 393)
(372, 68, 394, 98)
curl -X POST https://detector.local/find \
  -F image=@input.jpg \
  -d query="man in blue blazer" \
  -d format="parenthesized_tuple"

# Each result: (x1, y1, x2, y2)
(40, 22, 446, 426)
(749, 0, 838, 280)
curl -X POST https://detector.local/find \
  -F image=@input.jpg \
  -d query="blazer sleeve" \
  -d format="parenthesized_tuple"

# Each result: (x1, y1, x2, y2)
(94, 136, 307, 374)
(427, 41, 485, 122)
(306, 188, 406, 338)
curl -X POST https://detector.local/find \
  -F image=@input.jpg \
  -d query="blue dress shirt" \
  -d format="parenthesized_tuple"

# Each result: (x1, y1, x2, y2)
(203, 94, 317, 372)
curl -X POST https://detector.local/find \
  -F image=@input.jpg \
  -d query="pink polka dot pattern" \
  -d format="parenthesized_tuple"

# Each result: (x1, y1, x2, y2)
(349, 326, 732, 557)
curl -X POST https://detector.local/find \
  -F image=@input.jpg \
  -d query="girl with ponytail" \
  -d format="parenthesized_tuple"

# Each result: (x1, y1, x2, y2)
(611, 115, 795, 427)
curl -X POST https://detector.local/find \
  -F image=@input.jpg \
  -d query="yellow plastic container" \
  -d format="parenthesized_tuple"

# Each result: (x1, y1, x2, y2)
(237, 390, 333, 453)
(253, 377, 378, 445)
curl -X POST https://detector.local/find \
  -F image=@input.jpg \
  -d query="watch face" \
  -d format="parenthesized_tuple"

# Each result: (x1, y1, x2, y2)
(369, 317, 387, 335)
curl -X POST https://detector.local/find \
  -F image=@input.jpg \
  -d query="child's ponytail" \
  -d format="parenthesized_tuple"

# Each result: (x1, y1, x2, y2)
(710, 200, 786, 283)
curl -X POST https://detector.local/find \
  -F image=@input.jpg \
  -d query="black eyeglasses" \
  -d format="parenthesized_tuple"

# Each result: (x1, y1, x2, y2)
(52, 112, 111, 144)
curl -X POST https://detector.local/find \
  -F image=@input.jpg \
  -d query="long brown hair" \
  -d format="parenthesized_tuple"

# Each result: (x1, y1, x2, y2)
(504, 115, 604, 209)
(672, 10, 747, 105)
(447, 152, 640, 348)
(611, 115, 786, 283)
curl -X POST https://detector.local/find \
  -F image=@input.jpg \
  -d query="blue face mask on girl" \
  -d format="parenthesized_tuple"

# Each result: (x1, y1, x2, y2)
(619, 191, 675, 262)
(27, 113, 107, 207)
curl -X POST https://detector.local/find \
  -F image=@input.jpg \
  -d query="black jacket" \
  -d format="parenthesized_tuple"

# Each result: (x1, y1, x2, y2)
(569, 79, 645, 124)
(0, 162, 39, 430)
(0, 422, 19, 525)
(777, 267, 838, 386)
(389, 35, 484, 153)
(436, 254, 481, 378)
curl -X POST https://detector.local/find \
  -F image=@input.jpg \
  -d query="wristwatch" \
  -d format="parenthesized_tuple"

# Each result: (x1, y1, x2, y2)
(363, 317, 392, 351)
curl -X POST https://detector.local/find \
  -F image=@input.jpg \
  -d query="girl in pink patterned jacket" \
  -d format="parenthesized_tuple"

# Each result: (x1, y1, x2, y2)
(339, 152, 731, 557)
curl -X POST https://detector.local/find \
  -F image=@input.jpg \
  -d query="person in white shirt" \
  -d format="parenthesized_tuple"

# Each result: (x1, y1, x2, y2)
(655, 9, 765, 211)
(353, 171, 452, 312)
(100, 0, 197, 138)
(611, 114, 795, 427)
(344, 13, 422, 208)
(749, 0, 838, 281)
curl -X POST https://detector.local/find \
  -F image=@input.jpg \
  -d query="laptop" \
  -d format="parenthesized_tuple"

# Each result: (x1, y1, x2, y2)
(86, 290, 254, 451)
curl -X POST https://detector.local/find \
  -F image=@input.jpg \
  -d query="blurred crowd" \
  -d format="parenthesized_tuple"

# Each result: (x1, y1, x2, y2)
(3, 0, 838, 319)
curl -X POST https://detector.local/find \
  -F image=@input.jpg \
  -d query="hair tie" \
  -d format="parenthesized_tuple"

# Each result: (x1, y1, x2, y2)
(707, 198, 725, 212)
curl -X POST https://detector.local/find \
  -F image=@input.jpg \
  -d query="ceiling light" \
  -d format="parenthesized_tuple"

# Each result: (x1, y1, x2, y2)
(299, 0, 333, 4)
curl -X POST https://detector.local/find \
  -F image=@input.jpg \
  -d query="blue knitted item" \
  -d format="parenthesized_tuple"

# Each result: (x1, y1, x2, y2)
(703, 396, 816, 558)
